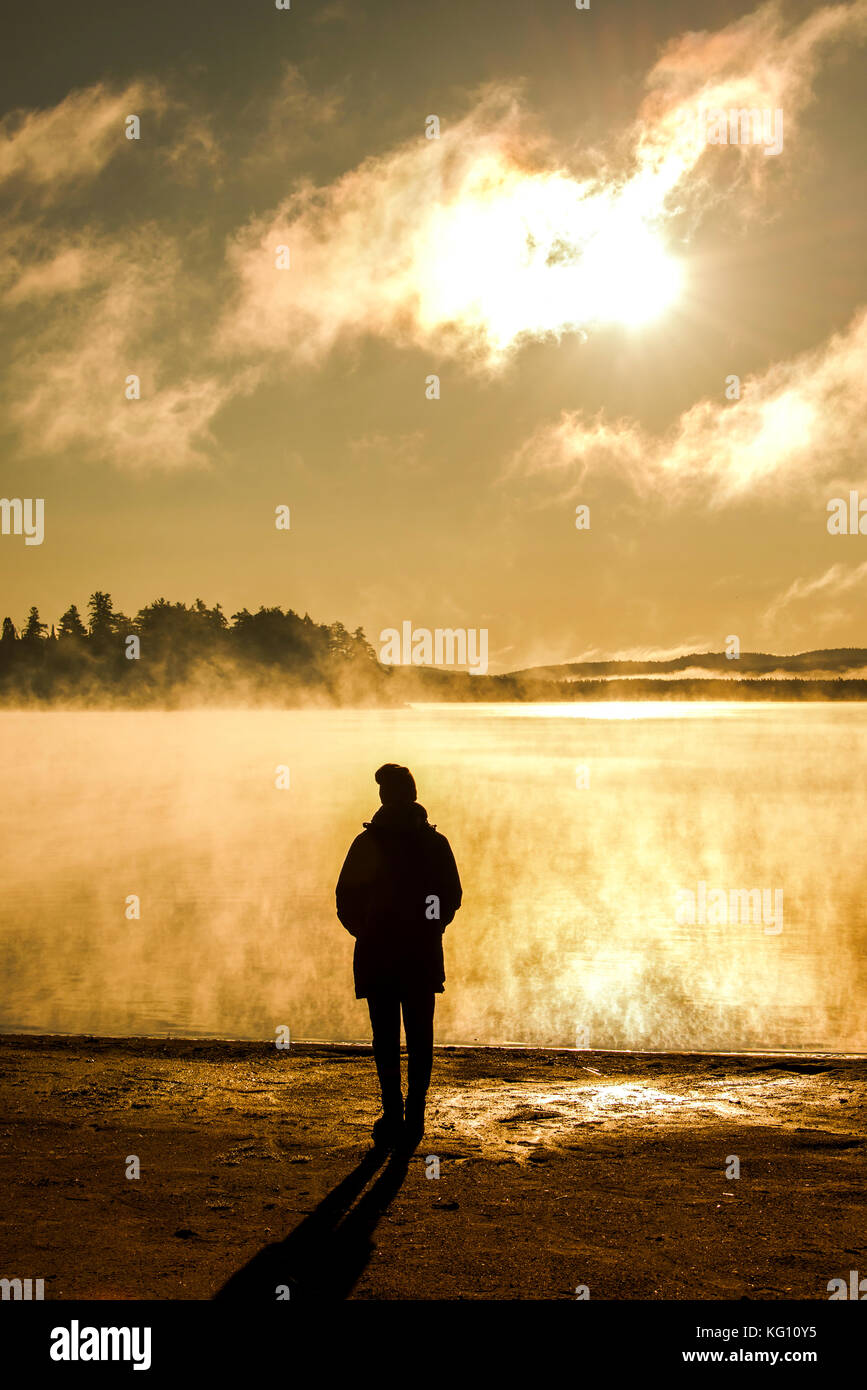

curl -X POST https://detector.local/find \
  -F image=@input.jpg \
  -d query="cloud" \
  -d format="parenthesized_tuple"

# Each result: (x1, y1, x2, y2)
(635, 0, 867, 213)
(572, 641, 716, 664)
(158, 116, 223, 184)
(266, 62, 343, 129)
(218, 2, 867, 370)
(2, 237, 109, 304)
(233, 62, 344, 180)
(510, 306, 867, 504)
(0, 80, 232, 468)
(4, 230, 254, 471)
(0, 80, 165, 196)
(0, 78, 222, 197)
(312, 2, 353, 25)
(217, 83, 684, 367)
(4, 3, 866, 470)
(763, 558, 867, 627)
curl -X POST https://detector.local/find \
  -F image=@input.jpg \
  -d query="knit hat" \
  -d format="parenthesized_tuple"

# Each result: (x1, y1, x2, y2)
(374, 763, 417, 805)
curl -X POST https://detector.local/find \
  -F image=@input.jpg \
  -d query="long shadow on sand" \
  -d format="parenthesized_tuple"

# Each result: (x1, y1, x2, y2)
(214, 1145, 413, 1301)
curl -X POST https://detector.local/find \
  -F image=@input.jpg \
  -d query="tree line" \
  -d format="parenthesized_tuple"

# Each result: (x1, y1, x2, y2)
(3, 592, 866, 706)
(0, 592, 388, 704)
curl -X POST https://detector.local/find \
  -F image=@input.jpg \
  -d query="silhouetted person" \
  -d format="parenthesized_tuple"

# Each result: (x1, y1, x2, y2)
(336, 764, 461, 1149)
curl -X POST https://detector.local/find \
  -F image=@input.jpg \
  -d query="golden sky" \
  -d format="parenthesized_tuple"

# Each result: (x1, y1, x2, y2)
(1, 0, 866, 671)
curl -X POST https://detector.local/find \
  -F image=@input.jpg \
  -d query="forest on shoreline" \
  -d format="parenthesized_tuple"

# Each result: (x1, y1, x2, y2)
(2, 592, 866, 706)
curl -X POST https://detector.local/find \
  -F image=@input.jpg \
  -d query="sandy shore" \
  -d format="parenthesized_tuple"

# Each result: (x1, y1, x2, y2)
(1, 1035, 864, 1300)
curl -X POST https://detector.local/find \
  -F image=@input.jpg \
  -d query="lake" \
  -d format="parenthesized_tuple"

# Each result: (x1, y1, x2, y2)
(0, 702, 864, 1052)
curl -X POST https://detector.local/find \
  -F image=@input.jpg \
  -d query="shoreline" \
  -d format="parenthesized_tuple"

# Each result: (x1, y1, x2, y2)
(2, 1034, 865, 1300)
(2, 1031, 865, 1058)
(3, 690, 867, 712)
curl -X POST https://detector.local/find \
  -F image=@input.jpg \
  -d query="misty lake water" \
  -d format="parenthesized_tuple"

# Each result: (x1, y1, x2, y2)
(1, 703, 865, 1052)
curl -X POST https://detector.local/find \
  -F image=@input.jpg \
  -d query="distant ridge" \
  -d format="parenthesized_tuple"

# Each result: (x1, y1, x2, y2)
(506, 649, 867, 681)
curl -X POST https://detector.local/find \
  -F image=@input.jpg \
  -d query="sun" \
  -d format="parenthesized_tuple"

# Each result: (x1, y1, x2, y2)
(576, 221, 684, 329)
(418, 162, 684, 353)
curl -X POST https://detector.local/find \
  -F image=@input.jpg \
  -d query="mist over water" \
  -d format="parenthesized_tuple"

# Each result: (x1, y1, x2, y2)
(0, 703, 864, 1052)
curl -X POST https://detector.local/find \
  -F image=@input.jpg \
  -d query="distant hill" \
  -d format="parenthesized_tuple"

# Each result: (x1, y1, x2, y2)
(506, 649, 867, 681)
(385, 665, 867, 703)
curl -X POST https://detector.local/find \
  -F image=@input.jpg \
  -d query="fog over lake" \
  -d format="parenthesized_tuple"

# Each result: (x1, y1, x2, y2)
(1, 703, 864, 1052)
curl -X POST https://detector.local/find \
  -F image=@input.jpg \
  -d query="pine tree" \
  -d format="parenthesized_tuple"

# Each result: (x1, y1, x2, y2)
(22, 606, 47, 641)
(58, 604, 87, 639)
(87, 591, 116, 644)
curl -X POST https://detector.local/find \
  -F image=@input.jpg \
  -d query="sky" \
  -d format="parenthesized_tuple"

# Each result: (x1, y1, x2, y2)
(1, 0, 866, 673)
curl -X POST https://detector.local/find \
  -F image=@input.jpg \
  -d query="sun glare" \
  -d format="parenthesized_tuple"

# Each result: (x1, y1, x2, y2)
(579, 223, 684, 328)
(420, 164, 684, 352)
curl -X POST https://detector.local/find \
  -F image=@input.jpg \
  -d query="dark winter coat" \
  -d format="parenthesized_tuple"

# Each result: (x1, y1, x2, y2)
(336, 802, 462, 998)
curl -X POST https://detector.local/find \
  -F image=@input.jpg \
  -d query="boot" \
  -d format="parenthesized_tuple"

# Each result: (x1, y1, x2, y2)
(372, 1096, 404, 1149)
(401, 1093, 426, 1149)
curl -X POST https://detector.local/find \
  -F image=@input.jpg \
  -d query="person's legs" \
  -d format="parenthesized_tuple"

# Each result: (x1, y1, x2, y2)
(401, 989, 436, 1138)
(366, 991, 403, 1135)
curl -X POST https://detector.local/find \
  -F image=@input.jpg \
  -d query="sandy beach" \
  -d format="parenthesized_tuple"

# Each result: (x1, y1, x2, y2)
(1, 1035, 864, 1301)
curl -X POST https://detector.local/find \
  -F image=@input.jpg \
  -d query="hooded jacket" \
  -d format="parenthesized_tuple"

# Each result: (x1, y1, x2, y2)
(336, 802, 462, 998)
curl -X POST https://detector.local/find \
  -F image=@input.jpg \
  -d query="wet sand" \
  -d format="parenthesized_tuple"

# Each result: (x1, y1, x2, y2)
(1, 1035, 864, 1300)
